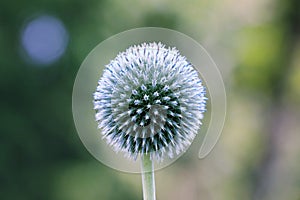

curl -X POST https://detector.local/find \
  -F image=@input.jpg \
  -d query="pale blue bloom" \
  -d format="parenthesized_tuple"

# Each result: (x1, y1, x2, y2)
(94, 42, 207, 161)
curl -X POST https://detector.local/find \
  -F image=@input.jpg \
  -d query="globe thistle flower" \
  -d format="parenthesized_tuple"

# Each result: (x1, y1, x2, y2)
(93, 42, 207, 161)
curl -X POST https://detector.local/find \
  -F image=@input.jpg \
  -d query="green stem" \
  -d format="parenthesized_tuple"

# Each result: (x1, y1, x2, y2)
(141, 154, 156, 200)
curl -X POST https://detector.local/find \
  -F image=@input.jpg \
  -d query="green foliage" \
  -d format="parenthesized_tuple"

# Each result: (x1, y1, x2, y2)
(234, 24, 284, 96)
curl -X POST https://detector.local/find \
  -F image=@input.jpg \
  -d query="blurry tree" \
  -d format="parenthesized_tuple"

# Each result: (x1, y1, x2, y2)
(234, 0, 300, 199)
(0, 0, 141, 199)
(143, 10, 178, 29)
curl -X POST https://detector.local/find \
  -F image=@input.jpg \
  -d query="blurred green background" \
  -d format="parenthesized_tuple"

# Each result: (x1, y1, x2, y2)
(1, 0, 300, 199)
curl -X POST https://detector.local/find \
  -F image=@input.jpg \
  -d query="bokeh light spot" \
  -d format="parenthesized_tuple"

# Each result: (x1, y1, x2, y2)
(21, 15, 69, 66)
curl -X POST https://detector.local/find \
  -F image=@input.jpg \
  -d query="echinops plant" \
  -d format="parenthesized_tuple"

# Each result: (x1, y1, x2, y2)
(93, 42, 207, 200)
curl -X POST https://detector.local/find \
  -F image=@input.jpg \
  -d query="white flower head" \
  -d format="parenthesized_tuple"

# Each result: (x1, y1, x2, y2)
(93, 42, 207, 161)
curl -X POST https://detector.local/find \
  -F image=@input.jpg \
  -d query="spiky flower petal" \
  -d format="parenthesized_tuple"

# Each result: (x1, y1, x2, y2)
(93, 42, 207, 161)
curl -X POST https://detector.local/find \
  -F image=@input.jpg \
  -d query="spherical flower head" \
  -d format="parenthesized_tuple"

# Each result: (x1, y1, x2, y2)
(93, 42, 207, 161)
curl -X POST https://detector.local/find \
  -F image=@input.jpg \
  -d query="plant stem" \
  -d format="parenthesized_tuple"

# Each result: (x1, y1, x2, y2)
(141, 154, 156, 200)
